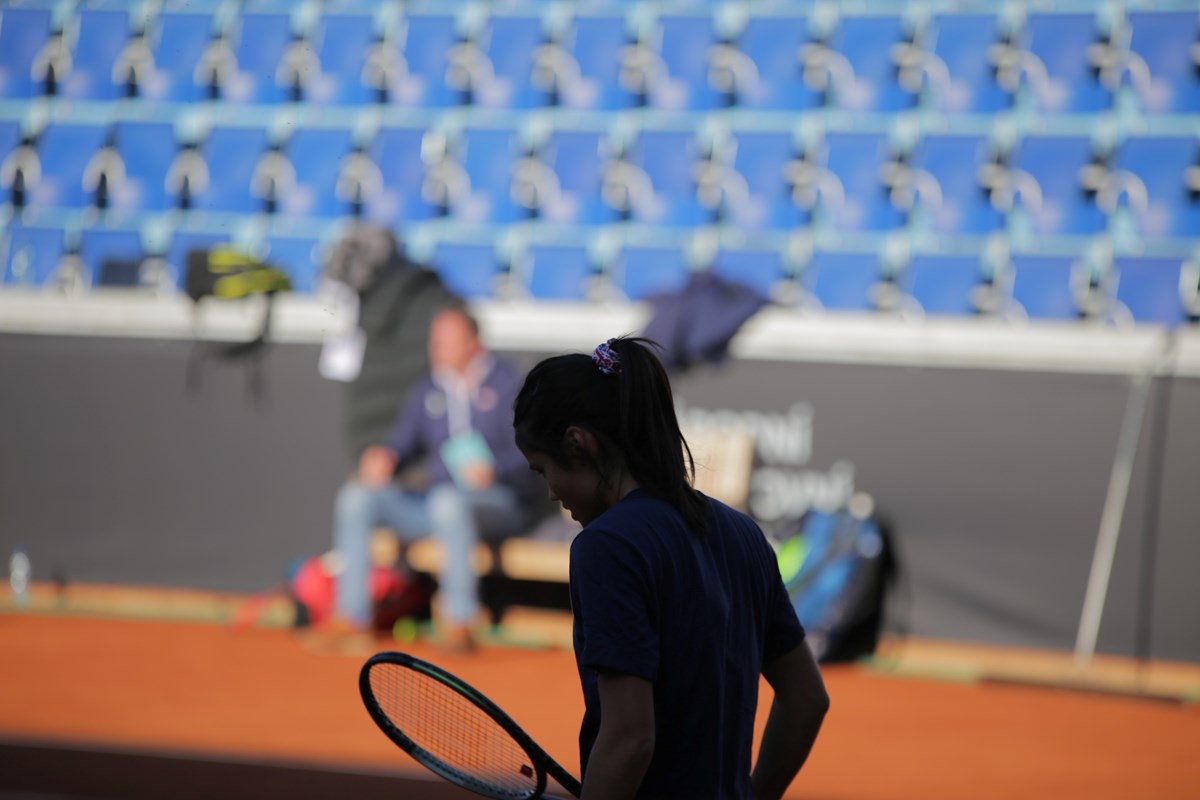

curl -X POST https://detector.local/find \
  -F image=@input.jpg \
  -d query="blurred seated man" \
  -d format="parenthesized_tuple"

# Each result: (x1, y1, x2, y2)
(331, 308, 540, 651)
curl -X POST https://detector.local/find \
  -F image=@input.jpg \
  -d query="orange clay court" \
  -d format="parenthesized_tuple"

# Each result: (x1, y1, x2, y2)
(1, 608, 1198, 799)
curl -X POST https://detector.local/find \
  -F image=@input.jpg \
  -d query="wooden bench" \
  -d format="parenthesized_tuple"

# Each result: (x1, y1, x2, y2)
(405, 536, 572, 584)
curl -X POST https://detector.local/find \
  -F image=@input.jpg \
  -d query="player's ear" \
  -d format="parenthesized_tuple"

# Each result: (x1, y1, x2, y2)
(563, 426, 599, 462)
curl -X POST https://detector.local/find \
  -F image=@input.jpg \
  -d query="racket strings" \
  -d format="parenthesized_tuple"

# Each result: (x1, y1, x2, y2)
(370, 663, 539, 797)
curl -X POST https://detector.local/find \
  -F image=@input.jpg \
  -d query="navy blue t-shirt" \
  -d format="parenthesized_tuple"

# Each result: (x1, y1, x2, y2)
(569, 489, 806, 799)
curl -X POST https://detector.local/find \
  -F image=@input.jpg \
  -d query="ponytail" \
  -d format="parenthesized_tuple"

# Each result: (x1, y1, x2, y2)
(514, 336, 709, 535)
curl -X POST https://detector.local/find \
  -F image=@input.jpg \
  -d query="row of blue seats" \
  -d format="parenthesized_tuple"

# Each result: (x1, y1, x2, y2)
(0, 5, 1195, 113)
(3, 116, 1197, 238)
(2, 218, 1196, 326)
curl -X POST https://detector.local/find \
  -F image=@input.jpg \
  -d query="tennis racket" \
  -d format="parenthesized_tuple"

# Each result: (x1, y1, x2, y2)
(359, 651, 582, 799)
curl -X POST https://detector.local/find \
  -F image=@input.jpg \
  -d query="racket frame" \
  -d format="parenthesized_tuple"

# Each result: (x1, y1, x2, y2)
(359, 651, 581, 799)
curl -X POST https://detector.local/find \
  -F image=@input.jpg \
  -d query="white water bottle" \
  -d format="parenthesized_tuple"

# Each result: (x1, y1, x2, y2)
(9, 547, 30, 609)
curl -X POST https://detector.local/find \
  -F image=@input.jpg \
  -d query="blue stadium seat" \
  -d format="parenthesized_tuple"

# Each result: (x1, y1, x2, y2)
(908, 133, 1005, 235)
(1125, 12, 1199, 114)
(472, 14, 549, 109)
(449, 126, 526, 224)
(614, 244, 690, 300)
(0, 8, 53, 99)
(0, 121, 19, 159)
(241, 0, 303, 13)
(142, 11, 215, 102)
(306, 13, 377, 106)
(431, 242, 500, 300)
(317, 0, 380, 13)
(821, 132, 905, 232)
(262, 234, 324, 293)
(1009, 136, 1107, 236)
(1021, 13, 1112, 113)
(2, 224, 65, 287)
(276, 127, 355, 219)
(224, 13, 294, 104)
(1114, 257, 1189, 327)
(0, 121, 23, 207)
(903, 255, 984, 316)
(524, 243, 594, 300)
(928, 13, 1013, 112)
(711, 248, 785, 301)
(536, 128, 620, 225)
(623, 129, 711, 226)
(161, 0, 225, 9)
(726, 129, 809, 230)
(557, 14, 637, 110)
(60, 9, 131, 101)
(82, 228, 144, 288)
(1111, 136, 1199, 240)
(391, 13, 460, 108)
(1009, 255, 1081, 321)
(732, 15, 820, 110)
(803, 251, 883, 312)
(363, 125, 441, 224)
(190, 126, 269, 214)
(647, 14, 723, 111)
(27, 123, 108, 210)
(108, 122, 178, 212)
(827, 15, 917, 112)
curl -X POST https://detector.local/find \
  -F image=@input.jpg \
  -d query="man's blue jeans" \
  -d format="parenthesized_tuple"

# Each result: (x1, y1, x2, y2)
(333, 480, 525, 627)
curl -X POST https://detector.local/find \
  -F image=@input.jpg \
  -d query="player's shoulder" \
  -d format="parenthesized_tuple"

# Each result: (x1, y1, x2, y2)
(569, 519, 642, 574)
(617, 490, 683, 528)
(591, 490, 657, 526)
(704, 493, 760, 533)
(589, 491, 756, 541)
(703, 494, 778, 558)
(575, 492, 675, 547)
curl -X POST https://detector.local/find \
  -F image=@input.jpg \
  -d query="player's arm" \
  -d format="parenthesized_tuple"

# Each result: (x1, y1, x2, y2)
(581, 671, 655, 800)
(751, 642, 829, 800)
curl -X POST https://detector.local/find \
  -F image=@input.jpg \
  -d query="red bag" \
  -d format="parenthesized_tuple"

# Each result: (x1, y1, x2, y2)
(287, 556, 431, 631)
(232, 553, 432, 632)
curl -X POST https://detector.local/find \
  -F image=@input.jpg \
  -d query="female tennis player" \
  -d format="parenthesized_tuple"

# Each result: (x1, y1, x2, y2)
(513, 336, 829, 800)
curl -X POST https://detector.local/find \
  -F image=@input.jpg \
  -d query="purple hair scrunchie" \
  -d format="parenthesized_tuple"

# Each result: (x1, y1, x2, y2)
(592, 339, 621, 375)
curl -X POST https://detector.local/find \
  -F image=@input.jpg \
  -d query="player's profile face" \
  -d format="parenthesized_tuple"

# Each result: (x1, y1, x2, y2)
(520, 447, 607, 527)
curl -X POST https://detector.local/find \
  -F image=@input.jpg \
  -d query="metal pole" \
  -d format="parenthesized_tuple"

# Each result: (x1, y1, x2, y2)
(1073, 333, 1173, 668)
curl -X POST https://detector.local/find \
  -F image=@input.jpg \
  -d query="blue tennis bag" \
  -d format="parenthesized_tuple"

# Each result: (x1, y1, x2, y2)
(776, 505, 896, 663)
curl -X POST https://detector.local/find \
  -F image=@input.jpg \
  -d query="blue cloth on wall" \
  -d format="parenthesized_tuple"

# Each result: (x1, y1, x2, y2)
(642, 270, 769, 372)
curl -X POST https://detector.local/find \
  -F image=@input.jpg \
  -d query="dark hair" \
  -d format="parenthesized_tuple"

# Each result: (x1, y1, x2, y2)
(513, 336, 709, 535)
